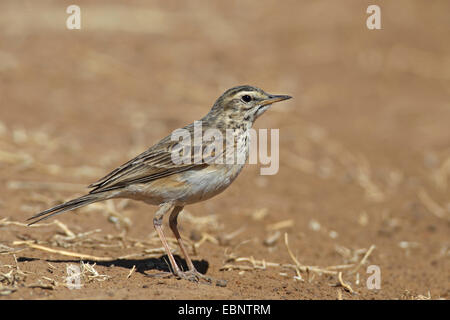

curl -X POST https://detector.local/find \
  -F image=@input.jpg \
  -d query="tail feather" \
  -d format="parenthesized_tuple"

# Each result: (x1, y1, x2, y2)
(27, 194, 104, 226)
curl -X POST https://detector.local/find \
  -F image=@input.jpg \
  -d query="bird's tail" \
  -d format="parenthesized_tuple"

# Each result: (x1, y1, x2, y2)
(27, 193, 108, 226)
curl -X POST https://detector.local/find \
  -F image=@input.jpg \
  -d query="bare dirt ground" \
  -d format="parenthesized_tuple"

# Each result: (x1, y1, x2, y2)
(0, 0, 449, 300)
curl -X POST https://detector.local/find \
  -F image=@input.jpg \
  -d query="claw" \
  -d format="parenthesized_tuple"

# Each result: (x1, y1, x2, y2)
(147, 269, 227, 287)
(176, 269, 227, 287)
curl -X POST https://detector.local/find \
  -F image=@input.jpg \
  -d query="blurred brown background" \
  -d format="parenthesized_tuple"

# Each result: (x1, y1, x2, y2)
(0, 0, 449, 299)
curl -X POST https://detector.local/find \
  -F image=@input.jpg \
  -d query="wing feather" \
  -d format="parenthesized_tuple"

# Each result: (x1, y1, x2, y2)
(88, 126, 224, 194)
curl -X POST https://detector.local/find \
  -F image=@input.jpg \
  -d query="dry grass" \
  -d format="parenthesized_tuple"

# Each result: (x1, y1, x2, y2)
(0, 27, 449, 300)
(220, 232, 375, 297)
(0, 208, 379, 297)
(0, 115, 446, 299)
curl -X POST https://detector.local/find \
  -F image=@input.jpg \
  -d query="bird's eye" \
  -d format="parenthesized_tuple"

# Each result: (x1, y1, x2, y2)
(241, 95, 252, 103)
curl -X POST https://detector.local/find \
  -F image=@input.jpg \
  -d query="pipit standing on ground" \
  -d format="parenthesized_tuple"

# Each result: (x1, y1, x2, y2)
(28, 85, 291, 286)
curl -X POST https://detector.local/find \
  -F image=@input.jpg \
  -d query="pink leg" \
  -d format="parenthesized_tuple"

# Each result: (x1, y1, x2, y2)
(153, 203, 181, 275)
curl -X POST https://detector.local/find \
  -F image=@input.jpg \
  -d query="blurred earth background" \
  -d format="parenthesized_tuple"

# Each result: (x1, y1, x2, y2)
(0, 0, 449, 299)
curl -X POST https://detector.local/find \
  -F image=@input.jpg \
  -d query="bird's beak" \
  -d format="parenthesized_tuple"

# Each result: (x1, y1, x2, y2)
(260, 94, 292, 106)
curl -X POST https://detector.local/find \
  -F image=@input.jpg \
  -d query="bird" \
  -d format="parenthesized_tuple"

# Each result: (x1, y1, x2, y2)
(27, 85, 291, 286)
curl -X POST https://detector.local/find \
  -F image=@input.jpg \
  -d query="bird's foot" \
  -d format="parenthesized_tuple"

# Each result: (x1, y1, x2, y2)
(146, 269, 227, 287)
(175, 269, 227, 287)
(146, 269, 226, 286)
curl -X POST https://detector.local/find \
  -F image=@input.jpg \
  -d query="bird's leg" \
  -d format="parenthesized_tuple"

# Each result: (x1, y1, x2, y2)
(168, 206, 196, 270)
(151, 203, 182, 276)
(169, 206, 227, 287)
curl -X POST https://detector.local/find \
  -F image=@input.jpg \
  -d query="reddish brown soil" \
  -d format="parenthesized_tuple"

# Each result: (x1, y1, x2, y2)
(0, 0, 449, 300)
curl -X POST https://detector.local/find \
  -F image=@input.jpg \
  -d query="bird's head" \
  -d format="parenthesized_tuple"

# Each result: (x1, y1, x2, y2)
(206, 85, 291, 127)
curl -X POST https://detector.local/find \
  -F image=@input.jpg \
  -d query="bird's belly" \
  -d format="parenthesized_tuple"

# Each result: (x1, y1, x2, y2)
(178, 164, 245, 204)
(121, 164, 245, 206)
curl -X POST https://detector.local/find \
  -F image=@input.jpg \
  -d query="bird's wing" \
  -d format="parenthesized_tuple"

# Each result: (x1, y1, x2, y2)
(88, 127, 226, 194)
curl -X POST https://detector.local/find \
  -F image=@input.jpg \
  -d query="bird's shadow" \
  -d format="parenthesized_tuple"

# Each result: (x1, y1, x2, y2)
(18, 255, 209, 276)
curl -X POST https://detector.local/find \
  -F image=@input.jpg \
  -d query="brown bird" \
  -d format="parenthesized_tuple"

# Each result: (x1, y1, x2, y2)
(28, 85, 291, 285)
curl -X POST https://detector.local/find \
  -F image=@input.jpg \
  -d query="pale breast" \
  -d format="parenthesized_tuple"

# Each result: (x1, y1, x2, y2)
(121, 163, 245, 206)
(119, 130, 250, 206)
(179, 163, 245, 204)
(178, 129, 250, 204)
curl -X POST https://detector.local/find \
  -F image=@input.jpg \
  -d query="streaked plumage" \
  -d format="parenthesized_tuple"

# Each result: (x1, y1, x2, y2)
(28, 85, 291, 285)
